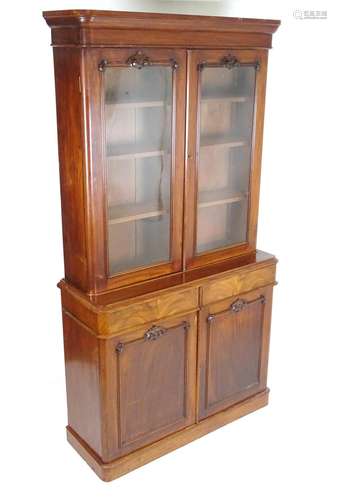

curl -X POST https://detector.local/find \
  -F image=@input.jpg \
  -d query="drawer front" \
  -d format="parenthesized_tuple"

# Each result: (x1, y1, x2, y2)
(198, 286, 274, 420)
(202, 264, 276, 306)
(100, 288, 199, 336)
(102, 313, 197, 460)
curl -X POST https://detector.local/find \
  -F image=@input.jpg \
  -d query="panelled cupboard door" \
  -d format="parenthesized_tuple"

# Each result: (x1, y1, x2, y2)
(83, 48, 186, 291)
(102, 314, 197, 460)
(198, 286, 273, 420)
(184, 49, 268, 269)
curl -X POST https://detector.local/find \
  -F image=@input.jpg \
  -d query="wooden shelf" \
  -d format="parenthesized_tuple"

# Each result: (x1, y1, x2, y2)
(108, 136, 245, 160)
(108, 190, 246, 223)
(202, 94, 248, 104)
(198, 188, 247, 209)
(105, 94, 247, 110)
(106, 99, 168, 109)
(200, 135, 246, 150)
(108, 202, 168, 225)
(107, 144, 167, 160)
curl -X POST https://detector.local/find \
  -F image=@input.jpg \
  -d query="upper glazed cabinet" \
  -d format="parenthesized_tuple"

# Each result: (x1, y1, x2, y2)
(47, 13, 276, 294)
(86, 49, 265, 290)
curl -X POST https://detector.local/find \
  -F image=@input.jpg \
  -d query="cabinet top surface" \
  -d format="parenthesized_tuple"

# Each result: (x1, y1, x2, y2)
(43, 9, 280, 34)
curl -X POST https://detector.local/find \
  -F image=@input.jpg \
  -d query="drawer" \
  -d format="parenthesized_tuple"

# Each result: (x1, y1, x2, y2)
(202, 264, 276, 306)
(99, 287, 199, 336)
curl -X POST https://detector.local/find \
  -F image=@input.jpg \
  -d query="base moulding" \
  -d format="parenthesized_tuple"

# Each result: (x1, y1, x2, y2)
(67, 388, 269, 481)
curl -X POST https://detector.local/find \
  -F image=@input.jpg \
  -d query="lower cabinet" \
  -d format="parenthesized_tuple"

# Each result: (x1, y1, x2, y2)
(103, 313, 197, 460)
(101, 286, 273, 460)
(60, 258, 277, 478)
(198, 286, 273, 420)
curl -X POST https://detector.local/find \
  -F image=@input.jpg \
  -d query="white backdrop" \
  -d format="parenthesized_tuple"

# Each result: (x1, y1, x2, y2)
(1, 1, 336, 498)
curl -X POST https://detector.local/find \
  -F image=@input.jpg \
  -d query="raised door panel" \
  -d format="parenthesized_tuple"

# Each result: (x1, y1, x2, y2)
(198, 286, 273, 419)
(83, 48, 186, 292)
(184, 49, 268, 269)
(102, 313, 197, 460)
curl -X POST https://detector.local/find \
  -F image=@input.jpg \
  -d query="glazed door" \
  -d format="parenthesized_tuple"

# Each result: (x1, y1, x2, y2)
(103, 314, 197, 460)
(184, 49, 268, 269)
(198, 286, 273, 420)
(85, 49, 185, 290)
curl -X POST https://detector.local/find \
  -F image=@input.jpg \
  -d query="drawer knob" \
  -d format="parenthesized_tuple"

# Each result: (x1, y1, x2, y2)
(144, 325, 167, 341)
(144, 320, 190, 341)
(231, 295, 266, 313)
(231, 298, 247, 313)
(115, 342, 124, 353)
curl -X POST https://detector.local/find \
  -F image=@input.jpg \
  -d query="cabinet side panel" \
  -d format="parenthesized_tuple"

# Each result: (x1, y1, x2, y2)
(53, 48, 88, 290)
(62, 311, 102, 456)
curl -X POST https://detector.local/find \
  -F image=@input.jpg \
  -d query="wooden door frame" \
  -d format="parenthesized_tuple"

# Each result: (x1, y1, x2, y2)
(100, 313, 197, 461)
(184, 49, 269, 270)
(197, 285, 273, 420)
(83, 47, 186, 292)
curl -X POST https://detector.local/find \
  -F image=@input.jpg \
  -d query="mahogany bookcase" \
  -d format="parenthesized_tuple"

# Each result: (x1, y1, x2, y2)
(43, 9, 280, 481)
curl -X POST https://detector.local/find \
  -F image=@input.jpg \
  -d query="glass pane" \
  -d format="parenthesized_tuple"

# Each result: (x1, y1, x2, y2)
(104, 66, 172, 275)
(196, 64, 256, 254)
